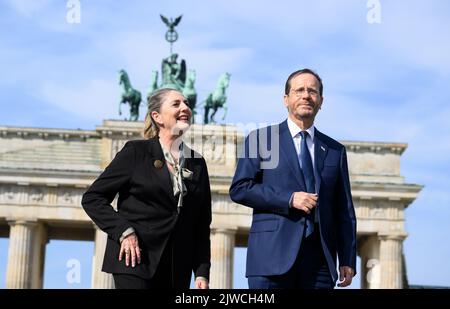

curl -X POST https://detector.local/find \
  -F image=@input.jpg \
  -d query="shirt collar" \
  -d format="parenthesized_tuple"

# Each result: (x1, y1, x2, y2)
(287, 117, 315, 140)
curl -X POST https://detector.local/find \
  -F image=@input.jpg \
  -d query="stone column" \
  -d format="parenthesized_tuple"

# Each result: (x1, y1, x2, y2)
(91, 226, 114, 289)
(210, 227, 237, 289)
(359, 235, 380, 289)
(6, 219, 38, 289)
(379, 234, 405, 289)
(30, 223, 48, 289)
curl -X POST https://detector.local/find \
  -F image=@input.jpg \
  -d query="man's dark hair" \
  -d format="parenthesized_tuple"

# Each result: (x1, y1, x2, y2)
(284, 68, 323, 96)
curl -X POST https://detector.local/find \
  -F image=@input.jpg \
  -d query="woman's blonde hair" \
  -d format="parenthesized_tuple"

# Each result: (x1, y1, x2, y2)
(143, 88, 179, 139)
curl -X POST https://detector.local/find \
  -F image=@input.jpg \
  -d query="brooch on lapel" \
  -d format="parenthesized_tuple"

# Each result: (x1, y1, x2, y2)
(181, 168, 193, 180)
(154, 159, 164, 169)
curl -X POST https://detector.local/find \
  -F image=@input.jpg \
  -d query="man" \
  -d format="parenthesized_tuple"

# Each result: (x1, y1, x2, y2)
(229, 69, 357, 289)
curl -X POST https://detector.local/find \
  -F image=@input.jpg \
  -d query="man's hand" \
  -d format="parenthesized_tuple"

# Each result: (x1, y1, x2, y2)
(195, 277, 209, 289)
(291, 192, 318, 214)
(119, 233, 141, 267)
(337, 266, 354, 287)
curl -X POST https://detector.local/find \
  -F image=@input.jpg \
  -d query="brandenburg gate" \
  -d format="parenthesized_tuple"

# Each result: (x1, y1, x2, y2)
(0, 120, 421, 288)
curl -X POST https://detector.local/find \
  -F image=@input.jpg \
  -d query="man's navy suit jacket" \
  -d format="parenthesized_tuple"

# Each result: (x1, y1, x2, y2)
(229, 120, 357, 282)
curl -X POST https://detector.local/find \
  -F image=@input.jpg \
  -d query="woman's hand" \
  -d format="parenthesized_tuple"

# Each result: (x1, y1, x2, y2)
(119, 233, 141, 267)
(195, 277, 209, 289)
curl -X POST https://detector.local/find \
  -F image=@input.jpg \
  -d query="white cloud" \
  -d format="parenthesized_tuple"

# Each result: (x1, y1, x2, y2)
(40, 79, 120, 121)
(225, 82, 284, 125)
(6, 0, 52, 17)
(359, 1, 450, 76)
(414, 187, 450, 213)
(195, 0, 365, 36)
(317, 90, 450, 167)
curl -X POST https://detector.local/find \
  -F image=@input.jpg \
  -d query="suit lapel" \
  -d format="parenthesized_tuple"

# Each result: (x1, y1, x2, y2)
(314, 128, 328, 194)
(279, 120, 306, 190)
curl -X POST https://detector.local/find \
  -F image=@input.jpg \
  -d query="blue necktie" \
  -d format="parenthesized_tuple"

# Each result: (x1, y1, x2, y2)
(300, 131, 315, 238)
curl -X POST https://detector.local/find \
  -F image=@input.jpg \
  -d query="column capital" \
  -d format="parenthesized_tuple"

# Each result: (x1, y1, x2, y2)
(6, 217, 38, 227)
(211, 225, 238, 235)
(378, 233, 407, 241)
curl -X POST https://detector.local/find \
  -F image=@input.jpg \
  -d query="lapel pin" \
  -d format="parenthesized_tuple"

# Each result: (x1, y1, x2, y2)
(321, 146, 326, 152)
(154, 159, 164, 169)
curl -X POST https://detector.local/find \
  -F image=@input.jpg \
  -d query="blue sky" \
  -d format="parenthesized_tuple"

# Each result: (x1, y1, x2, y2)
(1, 0, 450, 288)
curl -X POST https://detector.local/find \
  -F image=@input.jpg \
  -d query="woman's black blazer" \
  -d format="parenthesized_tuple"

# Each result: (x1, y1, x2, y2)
(81, 138, 212, 283)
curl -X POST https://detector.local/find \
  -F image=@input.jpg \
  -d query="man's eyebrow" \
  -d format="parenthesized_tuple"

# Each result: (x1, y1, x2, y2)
(293, 86, 318, 90)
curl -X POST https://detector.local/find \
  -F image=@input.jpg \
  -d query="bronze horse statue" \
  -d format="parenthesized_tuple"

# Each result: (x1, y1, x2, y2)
(146, 70, 159, 102)
(203, 73, 230, 124)
(119, 69, 142, 121)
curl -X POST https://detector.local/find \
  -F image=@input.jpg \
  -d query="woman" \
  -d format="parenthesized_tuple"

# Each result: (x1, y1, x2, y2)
(82, 88, 211, 289)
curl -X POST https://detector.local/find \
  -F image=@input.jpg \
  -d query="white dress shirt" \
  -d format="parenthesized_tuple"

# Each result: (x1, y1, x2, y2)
(286, 117, 315, 170)
(287, 117, 318, 214)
